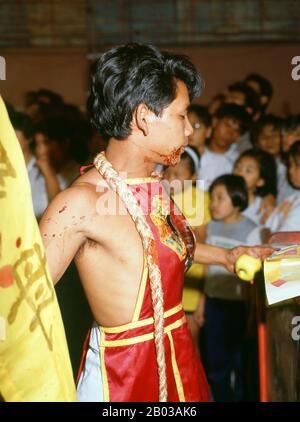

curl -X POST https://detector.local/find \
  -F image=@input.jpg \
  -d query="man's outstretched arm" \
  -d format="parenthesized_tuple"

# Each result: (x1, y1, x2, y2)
(194, 243, 274, 273)
(39, 186, 90, 284)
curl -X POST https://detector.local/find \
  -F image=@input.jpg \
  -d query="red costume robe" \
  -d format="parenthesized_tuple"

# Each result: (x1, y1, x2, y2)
(77, 177, 209, 402)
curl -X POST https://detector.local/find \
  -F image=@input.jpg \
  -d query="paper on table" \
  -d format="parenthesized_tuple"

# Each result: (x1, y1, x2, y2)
(264, 244, 300, 305)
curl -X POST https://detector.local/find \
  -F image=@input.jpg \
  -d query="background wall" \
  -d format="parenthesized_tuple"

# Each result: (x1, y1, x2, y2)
(1, 42, 299, 116)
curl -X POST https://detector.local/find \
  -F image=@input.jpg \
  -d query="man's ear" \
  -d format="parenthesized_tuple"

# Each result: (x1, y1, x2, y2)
(132, 103, 153, 136)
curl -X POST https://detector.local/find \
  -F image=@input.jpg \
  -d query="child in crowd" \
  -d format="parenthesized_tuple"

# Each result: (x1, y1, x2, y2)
(198, 103, 251, 191)
(199, 174, 261, 402)
(266, 140, 300, 232)
(224, 81, 260, 155)
(252, 114, 282, 161)
(233, 149, 277, 228)
(251, 114, 289, 204)
(281, 114, 300, 154)
(187, 104, 212, 156)
(11, 112, 60, 219)
(164, 146, 210, 347)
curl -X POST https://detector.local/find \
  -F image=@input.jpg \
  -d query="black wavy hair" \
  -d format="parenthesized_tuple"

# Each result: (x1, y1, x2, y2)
(88, 43, 203, 140)
(235, 148, 278, 197)
(209, 174, 248, 211)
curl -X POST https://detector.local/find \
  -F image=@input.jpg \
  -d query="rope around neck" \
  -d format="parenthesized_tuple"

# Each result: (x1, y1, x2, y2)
(94, 151, 167, 402)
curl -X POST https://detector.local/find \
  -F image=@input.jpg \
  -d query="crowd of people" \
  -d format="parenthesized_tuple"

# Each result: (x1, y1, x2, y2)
(163, 74, 300, 402)
(5, 69, 300, 402)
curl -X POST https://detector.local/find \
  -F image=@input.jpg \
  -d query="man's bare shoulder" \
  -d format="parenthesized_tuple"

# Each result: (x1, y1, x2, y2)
(45, 183, 98, 217)
(54, 167, 106, 212)
(40, 168, 104, 231)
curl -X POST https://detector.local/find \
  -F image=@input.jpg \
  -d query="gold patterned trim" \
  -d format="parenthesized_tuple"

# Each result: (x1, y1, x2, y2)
(167, 331, 185, 402)
(125, 177, 160, 185)
(102, 316, 186, 347)
(102, 303, 183, 334)
(131, 254, 148, 322)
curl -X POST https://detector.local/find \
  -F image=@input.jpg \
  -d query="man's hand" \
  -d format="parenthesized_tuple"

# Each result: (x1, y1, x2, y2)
(224, 245, 274, 273)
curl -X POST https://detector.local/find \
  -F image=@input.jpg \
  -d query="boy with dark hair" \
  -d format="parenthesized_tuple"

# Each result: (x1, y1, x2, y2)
(198, 103, 251, 191)
(251, 114, 283, 152)
(39, 43, 272, 402)
(187, 104, 212, 156)
(224, 81, 260, 156)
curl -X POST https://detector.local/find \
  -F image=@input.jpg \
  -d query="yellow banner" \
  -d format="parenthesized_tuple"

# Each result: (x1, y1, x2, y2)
(0, 97, 76, 401)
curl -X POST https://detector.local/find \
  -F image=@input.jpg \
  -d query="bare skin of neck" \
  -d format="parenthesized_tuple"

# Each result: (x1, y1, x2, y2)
(106, 138, 158, 178)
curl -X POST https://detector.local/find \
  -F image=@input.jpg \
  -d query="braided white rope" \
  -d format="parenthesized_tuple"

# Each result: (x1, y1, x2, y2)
(94, 151, 167, 402)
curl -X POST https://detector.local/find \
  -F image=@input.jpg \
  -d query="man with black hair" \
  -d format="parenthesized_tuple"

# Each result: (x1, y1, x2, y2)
(39, 43, 272, 402)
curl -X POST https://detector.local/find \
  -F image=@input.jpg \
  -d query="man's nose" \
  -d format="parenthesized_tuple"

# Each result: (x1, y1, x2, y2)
(185, 117, 194, 137)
